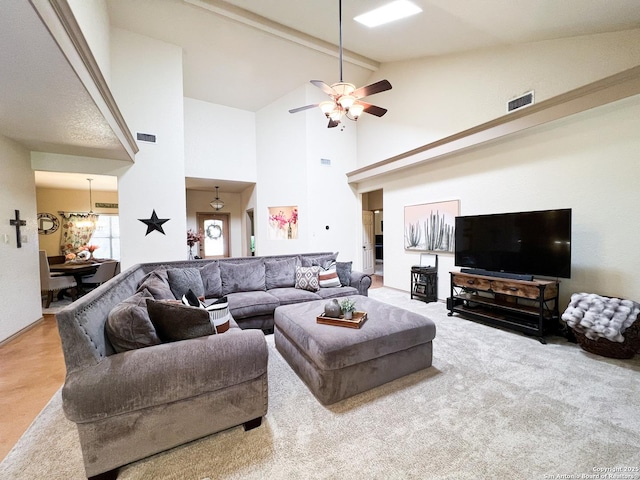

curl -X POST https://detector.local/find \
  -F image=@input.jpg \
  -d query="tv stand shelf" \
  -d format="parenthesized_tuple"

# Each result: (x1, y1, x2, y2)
(448, 272, 560, 343)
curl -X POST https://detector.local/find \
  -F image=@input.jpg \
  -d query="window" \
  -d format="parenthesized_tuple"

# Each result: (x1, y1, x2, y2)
(91, 215, 120, 260)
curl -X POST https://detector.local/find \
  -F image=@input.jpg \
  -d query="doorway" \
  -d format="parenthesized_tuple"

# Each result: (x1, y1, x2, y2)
(362, 189, 383, 285)
(196, 212, 230, 258)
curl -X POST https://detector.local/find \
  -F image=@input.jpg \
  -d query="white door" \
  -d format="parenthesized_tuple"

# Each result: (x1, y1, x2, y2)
(362, 211, 374, 275)
(197, 213, 230, 258)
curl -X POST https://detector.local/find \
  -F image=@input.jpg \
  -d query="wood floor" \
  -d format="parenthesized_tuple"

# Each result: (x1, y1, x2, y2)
(0, 314, 66, 460)
(0, 274, 384, 461)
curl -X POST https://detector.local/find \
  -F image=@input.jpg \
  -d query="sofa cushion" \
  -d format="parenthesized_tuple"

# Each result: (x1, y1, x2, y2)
(220, 259, 266, 295)
(167, 268, 205, 299)
(317, 261, 341, 288)
(301, 252, 338, 268)
(226, 291, 280, 319)
(295, 266, 320, 292)
(265, 257, 298, 289)
(268, 287, 321, 306)
(146, 299, 215, 342)
(136, 269, 174, 300)
(106, 289, 161, 353)
(336, 261, 352, 287)
(200, 261, 222, 298)
(315, 285, 359, 299)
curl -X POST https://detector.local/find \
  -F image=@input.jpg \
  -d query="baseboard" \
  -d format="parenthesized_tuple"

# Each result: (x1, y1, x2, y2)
(0, 317, 45, 347)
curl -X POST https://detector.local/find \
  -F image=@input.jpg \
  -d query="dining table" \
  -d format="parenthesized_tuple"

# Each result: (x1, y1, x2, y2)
(50, 261, 101, 294)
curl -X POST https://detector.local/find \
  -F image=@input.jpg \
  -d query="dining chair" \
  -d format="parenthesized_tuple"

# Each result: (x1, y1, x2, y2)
(47, 255, 66, 265)
(39, 250, 77, 308)
(80, 261, 119, 290)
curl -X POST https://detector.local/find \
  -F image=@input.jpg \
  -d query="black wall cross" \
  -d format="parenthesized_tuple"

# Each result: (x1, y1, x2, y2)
(10, 209, 27, 248)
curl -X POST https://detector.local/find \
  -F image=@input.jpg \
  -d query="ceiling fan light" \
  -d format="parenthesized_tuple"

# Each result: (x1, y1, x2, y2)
(320, 101, 336, 116)
(339, 95, 356, 109)
(349, 103, 365, 118)
(332, 82, 355, 96)
(329, 109, 342, 122)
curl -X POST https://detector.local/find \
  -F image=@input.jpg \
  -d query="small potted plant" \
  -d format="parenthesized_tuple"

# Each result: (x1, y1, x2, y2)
(339, 298, 357, 320)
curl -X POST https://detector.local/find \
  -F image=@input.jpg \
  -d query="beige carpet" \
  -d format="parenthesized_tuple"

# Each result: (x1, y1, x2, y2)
(3, 288, 640, 479)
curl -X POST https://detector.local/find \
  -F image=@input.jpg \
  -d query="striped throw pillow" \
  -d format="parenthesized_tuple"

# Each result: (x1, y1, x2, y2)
(318, 261, 341, 288)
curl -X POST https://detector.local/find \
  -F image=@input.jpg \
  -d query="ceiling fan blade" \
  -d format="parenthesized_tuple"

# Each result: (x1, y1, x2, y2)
(289, 104, 319, 114)
(353, 79, 392, 99)
(359, 102, 388, 117)
(328, 119, 340, 128)
(311, 80, 337, 96)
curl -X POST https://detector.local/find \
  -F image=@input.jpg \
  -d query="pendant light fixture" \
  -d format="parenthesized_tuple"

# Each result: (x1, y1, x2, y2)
(210, 186, 225, 211)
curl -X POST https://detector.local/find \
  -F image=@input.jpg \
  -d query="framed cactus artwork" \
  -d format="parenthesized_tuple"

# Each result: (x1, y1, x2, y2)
(404, 200, 459, 252)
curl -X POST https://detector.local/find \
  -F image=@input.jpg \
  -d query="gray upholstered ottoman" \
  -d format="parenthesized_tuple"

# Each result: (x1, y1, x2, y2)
(274, 295, 436, 405)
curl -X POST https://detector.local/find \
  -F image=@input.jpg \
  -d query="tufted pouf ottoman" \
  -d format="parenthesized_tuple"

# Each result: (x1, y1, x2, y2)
(274, 295, 436, 405)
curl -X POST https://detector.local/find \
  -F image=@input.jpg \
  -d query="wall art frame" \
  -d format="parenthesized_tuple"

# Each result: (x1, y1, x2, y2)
(404, 200, 459, 252)
(268, 206, 298, 240)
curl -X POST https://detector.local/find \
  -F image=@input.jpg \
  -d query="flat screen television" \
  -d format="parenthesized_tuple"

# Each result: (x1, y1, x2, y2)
(455, 208, 572, 278)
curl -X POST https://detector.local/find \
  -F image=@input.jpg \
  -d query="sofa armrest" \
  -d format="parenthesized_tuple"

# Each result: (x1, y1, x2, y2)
(350, 271, 372, 296)
(62, 329, 268, 423)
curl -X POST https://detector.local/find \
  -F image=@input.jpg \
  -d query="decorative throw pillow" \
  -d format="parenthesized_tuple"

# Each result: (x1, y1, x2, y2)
(136, 269, 175, 300)
(316, 261, 341, 288)
(106, 289, 161, 353)
(204, 296, 231, 333)
(336, 261, 352, 287)
(265, 257, 298, 290)
(295, 266, 320, 292)
(301, 252, 338, 269)
(146, 299, 214, 342)
(167, 268, 205, 299)
(200, 261, 222, 298)
(220, 259, 266, 295)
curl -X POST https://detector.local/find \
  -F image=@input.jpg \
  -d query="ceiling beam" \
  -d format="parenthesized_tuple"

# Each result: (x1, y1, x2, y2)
(184, 0, 380, 72)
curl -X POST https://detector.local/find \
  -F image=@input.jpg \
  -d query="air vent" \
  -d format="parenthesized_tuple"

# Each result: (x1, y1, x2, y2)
(507, 91, 534, 112)
(320, 158, 331, 166)
(136, 132, 157, 143)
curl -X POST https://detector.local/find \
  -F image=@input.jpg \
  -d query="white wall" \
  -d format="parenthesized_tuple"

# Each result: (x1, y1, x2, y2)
(303, 84, 361, 267)
(358, 94, 640, 306)
(255, 86, 308, 256)
(0, 135, 43, 342)
(255, 84, 362, 264)
(184, 97, 256, 182)
(358, 29, 640, 166)
(110, 28, 186, 269)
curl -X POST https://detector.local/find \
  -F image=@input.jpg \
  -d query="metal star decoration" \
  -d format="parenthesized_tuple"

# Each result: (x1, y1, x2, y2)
(138, 209, 169, 236)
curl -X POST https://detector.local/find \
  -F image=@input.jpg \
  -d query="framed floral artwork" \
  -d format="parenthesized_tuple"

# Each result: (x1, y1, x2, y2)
(268, 206, 298, 240)
(404, 200, 459, 252)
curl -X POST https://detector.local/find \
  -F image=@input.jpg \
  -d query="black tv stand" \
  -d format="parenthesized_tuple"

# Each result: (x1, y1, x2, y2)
(460, 268, 533, 282)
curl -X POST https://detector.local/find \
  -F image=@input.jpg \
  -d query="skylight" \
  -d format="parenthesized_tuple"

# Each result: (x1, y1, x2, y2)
(354, 0, 422, 28)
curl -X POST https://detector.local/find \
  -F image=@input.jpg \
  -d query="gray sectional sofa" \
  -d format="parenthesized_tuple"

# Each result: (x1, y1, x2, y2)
(55, 252, 369, 479)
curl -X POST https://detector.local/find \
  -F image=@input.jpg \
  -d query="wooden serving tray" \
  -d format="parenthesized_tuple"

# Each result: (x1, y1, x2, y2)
(316, 311, 367, 329)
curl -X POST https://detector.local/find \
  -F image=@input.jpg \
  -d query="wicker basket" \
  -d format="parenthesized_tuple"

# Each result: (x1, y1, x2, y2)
(571, 319, 640, 359)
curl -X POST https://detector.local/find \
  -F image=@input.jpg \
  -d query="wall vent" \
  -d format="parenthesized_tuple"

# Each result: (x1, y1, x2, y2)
(136, 132, 157, 143)
(320, 158, 331, 166)
(507, 91, 534, 112)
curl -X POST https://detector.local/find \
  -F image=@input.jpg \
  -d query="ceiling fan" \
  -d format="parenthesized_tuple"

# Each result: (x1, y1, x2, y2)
(288, 0, 392, 128)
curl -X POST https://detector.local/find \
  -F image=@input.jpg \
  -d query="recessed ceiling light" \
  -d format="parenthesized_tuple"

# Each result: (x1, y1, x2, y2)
(354, 0, 422, 28)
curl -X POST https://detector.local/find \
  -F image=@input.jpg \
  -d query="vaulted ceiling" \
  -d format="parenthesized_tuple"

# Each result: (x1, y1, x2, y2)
(3, 0, 640, 191)
(108, 0, 640, 111)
